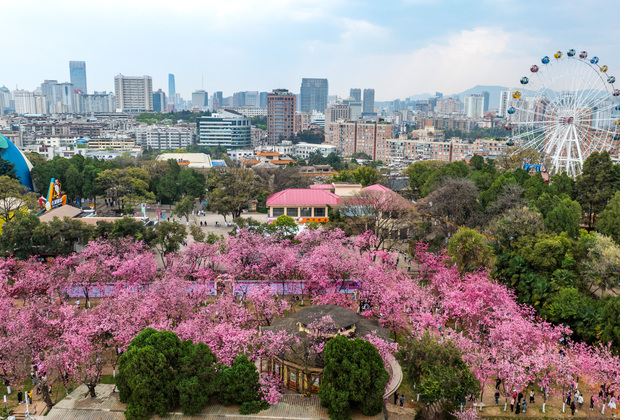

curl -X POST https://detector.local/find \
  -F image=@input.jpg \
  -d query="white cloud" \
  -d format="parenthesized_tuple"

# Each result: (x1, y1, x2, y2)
(363, 27, 550, 99)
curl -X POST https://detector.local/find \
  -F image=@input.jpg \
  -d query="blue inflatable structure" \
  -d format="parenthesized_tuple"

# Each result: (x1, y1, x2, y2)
(0, 134, 34, 190)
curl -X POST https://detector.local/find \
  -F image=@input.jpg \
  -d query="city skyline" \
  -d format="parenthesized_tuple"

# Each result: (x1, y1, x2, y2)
(2, 0, 619, 101)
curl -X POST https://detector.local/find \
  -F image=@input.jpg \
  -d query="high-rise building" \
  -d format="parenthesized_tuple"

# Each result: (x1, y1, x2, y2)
(464, 94, 484, 119)
(40, 80, 76, 113)
(326, 120, 393, 159)
(363, 89, 375, 115)
(153, 89, 167, 112)
(435, 98, 462, 115)
(136, 126, 194, 150)
(168, 74, 176, 107)
(233, 91, 246, 107)
(325, 103, 350, 129)
(498, 90, 510, 117)
(300, 78, 328, 112)
(197, 109, 251, 149)
(78, 91, 115, 113)
(259, 91, 268, 108)
(482, 91, 490, 112)
(114, 74, 153, 112)
(192, 90, 208, 110)
(244, 91, 259, 108)
(267, 89, 296, 145)
(13, 90, 36, 114)
(212, 91, 223, 110)
(350, 88, 361, 102)
(0, 87, 13, 115)
(69, 61, 87, 93)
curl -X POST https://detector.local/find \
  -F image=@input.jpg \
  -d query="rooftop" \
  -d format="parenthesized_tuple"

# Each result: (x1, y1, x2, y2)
(266, 189, 341, 207)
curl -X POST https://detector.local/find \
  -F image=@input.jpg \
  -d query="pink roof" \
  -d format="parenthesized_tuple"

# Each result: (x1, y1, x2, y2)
(267, 189, 341, 207)
(343, 184, 412, 210)
(361, 184, 393, 192)
(310, 184, 334, 190)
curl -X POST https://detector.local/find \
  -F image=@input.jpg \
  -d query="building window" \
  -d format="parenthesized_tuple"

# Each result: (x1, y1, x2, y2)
(314, 207, 326, 217)
(286, 207, 299, 217)
(272, 208, 284, 217)
(300, 207, 312, 217)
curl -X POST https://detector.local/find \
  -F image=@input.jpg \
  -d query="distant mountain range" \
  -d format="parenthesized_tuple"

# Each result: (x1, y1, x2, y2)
(451, 85, 509, 109)
(405, 85, 510, 110)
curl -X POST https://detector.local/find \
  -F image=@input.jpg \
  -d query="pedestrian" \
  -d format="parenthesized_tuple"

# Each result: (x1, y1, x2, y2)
(530, 389, 535, 404)
(510, 397, 515, 412)
(393, 392, 398, 405)
(495, 378, 502, 390)
(570, 401, 576, 416)
(17, 390, 23, 404)
(28, 390, 32, 405)
(590, 395, 595, 410)
(76, 299, 80, 308)
(495, 390, 500, 405)
(566, 393, 571, 406)
(399, 395, 405, 408)
(522, 400, 527, 413)
(578, 394, 584, 410)
(516, 400, 521, 414)
(518, 391, 523, 404)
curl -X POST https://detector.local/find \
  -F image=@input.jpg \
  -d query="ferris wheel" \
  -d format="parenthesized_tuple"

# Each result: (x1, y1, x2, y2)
(504, 49, 620, 177)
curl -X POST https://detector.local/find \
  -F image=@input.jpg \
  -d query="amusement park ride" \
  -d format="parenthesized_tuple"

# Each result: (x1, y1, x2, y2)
(505, 49, 619, 178)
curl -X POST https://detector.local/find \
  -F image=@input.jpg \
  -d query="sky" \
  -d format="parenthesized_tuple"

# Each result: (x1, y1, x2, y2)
(3, 0, 620, 101)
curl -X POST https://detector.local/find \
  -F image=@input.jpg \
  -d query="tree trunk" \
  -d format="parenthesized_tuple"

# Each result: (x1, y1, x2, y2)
(421, 402, 443, 420)
(87, 382, 97, 398)
(41, 381, 54, 411)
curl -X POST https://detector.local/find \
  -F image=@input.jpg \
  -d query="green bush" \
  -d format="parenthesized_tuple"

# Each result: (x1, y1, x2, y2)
(239, 400, 269, 414)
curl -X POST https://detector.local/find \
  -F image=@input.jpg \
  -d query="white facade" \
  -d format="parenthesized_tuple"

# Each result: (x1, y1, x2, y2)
(498, 90, 510, 117)
(197, 110, 251, 149)
(464, 94, 484, 119)
(135, 125, 194, 151)
(226, 107, 268, 117)
(13, 90, 36, 114)
(294, 142, 337, 159)
(435, 98, 462, 115)
(114, 74, 153, 112)
(78, 92, 115, 113)
(192, 90, 208, 110)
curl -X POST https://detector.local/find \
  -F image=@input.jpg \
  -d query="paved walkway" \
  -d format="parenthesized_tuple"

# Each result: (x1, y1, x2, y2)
(45, 384, 384, 420)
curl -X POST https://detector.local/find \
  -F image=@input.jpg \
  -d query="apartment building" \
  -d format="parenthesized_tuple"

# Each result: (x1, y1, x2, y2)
(326, 121, 393, 159)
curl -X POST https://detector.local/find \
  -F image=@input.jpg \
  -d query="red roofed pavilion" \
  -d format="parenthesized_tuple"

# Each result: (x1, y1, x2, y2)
(266, 189, 341, 223)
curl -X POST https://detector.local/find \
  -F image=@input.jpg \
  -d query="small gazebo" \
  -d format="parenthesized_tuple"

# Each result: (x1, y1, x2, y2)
(260, 305, 390, 394)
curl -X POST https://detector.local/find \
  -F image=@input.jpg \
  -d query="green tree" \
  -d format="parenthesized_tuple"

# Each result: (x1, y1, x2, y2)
(596, 191, 620, 244)
(173, 196, 195, 223)
(206, 168, 255, 220)
(575, 151, 613, 228)
(549, 172, 575, 198)
(177, 169, 206, 200)
(405, 160, 445, 197)
(601, 297, 620, 348)
(146, 221, 186, 266)
(267, 215, 299, 239)
(523, 172, 549, 202)
(0, 211, 44, 258)
(544, 197, 582, 237)
(319, 335, 389, 420)
(97, 167, 154, 210)
(216, 355, 267, 414)
(118, 328, 217, 420)
(447, 229, 494, 272)
(398, 333, 480, 420)
(63, 164, 83, 199)
(0, 175, 37, 224)
(157, 174, 180, 207)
